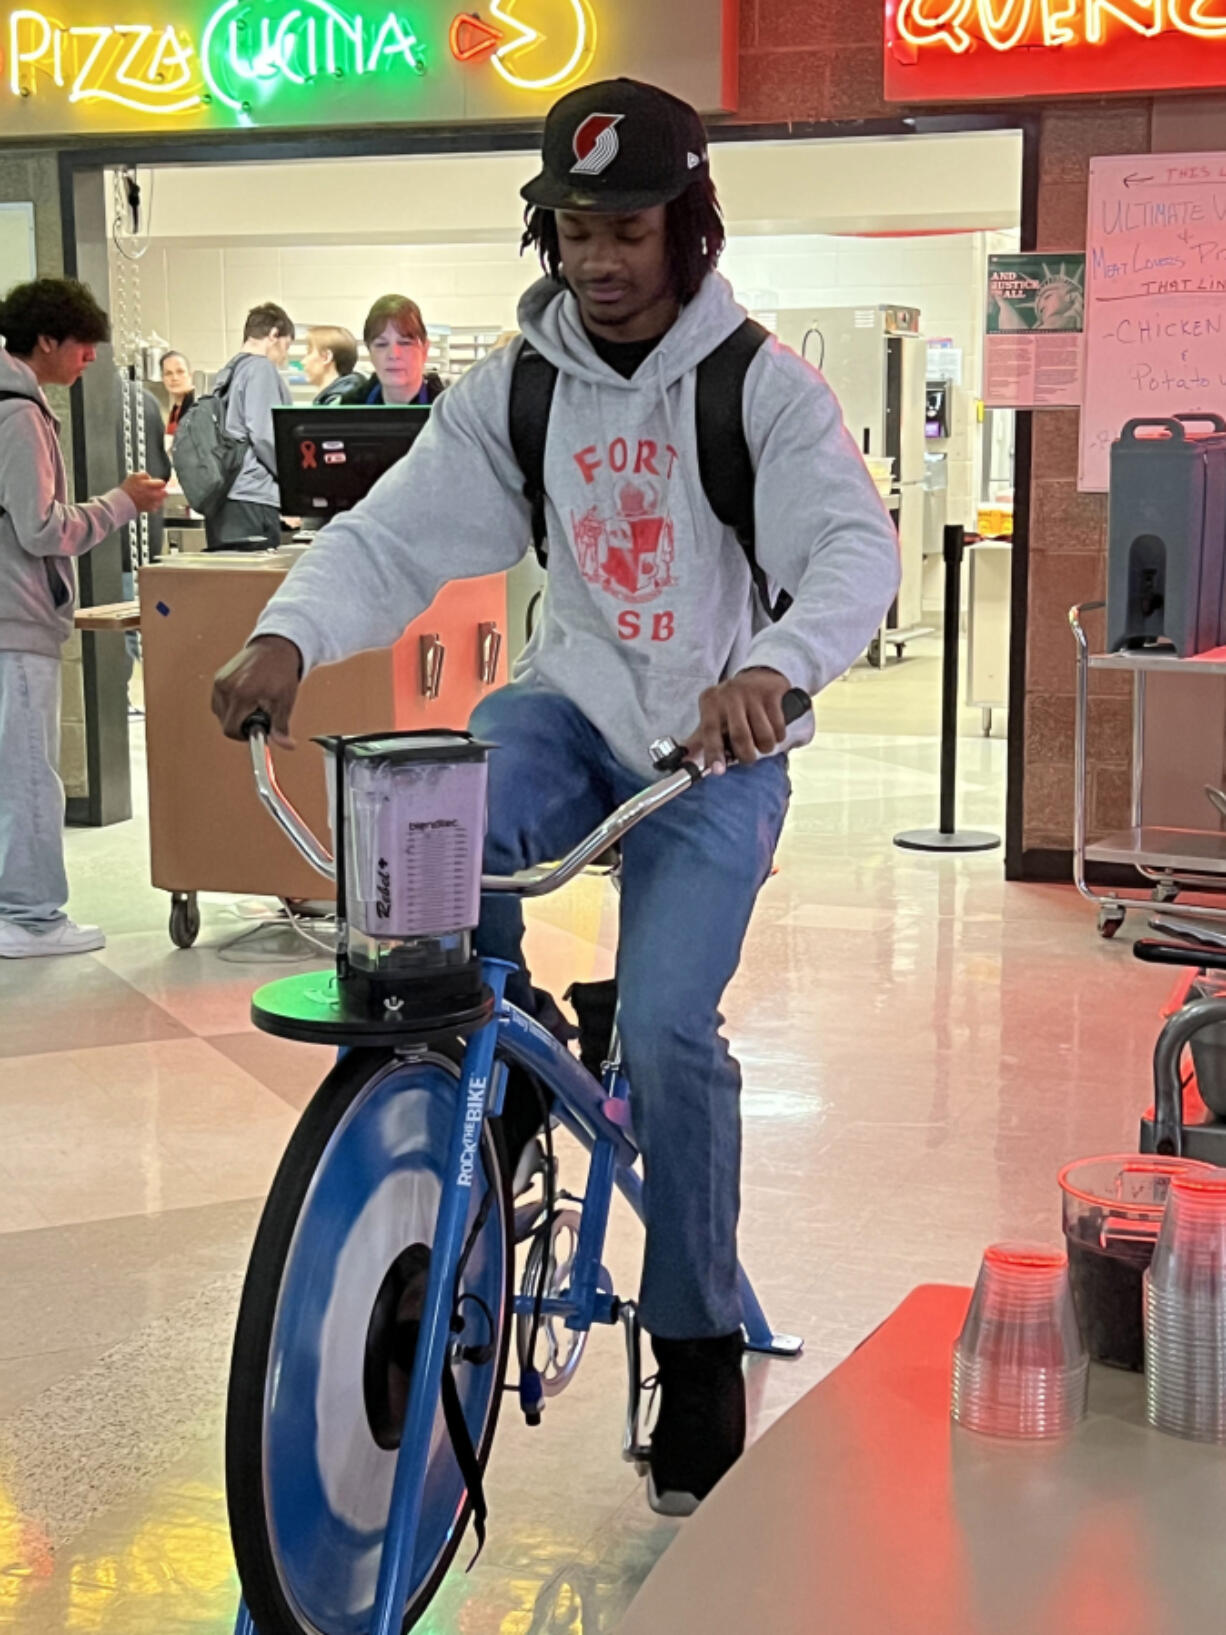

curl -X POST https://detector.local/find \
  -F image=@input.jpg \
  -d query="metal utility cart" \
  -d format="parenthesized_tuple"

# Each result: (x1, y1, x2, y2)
(1071, 600, 1226, 938)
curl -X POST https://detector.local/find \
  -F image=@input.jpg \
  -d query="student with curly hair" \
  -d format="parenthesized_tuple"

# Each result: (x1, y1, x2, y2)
(0, 277, 165, 957)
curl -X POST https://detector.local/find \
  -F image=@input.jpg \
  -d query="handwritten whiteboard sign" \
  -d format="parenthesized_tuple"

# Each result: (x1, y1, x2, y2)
(1081, 152, 1226, 492)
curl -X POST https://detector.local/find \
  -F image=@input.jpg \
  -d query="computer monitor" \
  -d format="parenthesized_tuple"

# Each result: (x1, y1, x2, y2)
(273, 404, 430, 519)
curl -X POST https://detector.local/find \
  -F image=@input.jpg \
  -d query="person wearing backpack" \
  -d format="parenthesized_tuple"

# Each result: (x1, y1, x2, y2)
(212, 80, 899, 1513)
(180, 302, 293, 552)
(0, 277, 165, 957)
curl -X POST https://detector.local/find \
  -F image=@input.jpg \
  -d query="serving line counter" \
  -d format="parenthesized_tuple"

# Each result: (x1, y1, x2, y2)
(120, 551, 506, 946)
(618, 1285, 1226, 1635)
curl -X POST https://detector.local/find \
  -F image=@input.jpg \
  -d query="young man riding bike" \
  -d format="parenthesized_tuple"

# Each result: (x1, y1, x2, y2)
(213, 78, 899, 1516)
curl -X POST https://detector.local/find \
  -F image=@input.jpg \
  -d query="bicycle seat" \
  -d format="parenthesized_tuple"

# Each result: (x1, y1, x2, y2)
(1136, 940, 1226, 972)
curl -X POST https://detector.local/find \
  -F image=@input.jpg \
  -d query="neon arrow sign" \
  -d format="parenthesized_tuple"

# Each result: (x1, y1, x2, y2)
(451, 0, 595, 91)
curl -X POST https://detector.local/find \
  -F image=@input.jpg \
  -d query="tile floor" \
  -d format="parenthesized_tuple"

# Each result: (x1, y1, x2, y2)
(0, 687, 1172, 1634)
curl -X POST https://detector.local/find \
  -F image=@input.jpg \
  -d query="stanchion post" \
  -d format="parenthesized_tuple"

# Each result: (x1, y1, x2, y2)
(894, 523, 1000, 855)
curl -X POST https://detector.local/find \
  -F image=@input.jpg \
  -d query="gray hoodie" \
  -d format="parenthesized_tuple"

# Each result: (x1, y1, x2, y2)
(0, 348, 136, 658)
(254, 273, 900, 775)
(214, 351, 292, 510)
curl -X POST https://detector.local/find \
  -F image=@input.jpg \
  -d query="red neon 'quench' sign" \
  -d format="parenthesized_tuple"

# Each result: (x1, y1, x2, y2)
(885, 0, 1226, 101)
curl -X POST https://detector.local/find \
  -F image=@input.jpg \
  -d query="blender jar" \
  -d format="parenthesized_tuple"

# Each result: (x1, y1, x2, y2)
(322, 731, 489, 1010)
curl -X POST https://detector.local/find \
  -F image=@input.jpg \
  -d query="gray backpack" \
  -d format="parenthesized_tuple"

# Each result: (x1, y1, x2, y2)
(171, 355, 251, 515)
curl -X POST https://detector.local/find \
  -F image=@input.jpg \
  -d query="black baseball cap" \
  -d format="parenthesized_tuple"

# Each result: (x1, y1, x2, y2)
(522, 79, 710, 215)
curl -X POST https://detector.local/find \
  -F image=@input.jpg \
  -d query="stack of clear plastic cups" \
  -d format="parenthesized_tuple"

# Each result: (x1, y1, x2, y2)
(1145, 1171, 1226, 1441)
(951, 1242, 1089, 1438)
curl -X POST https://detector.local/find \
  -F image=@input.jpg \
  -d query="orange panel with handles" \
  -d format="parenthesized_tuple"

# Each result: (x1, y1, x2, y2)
(390, 573, 509, 731)
(141, 557, 509, 902)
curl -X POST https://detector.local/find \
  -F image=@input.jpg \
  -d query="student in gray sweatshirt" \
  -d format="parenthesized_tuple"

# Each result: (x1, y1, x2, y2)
(213, 81, 899, 1514)
(0, 277, 165, 958)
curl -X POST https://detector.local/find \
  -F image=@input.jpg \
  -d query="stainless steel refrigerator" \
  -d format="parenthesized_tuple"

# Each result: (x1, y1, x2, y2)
(774, 304, 929, 661)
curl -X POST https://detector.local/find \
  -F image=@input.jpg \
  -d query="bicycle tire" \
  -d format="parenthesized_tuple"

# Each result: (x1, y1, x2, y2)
(226, 1043, 513, 1635)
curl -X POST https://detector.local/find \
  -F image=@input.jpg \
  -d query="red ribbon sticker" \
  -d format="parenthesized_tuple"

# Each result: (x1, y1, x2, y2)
(300, 440, 318, 471)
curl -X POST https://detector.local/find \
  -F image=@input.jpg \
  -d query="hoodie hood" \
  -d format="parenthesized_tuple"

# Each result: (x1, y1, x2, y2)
(0, 349, 56, 424)
(516, 271, 747, 392)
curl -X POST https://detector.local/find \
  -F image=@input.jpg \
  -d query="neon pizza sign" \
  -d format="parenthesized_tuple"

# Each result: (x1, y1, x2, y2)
(886, 0, 1226, 98)
(0, 0, 684, 132)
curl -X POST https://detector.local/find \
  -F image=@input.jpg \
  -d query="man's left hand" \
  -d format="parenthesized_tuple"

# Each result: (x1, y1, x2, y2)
(684, 667, 792, 775)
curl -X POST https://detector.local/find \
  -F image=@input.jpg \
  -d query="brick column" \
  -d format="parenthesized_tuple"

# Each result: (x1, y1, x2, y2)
(1023, 107, 1149, 855)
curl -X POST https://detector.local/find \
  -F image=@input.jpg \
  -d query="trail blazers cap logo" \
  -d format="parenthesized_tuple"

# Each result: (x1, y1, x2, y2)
(572, 113, 625, 176)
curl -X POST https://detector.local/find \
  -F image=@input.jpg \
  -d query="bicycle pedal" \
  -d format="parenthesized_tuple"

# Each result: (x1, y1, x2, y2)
(618, 1299, 654, 1468)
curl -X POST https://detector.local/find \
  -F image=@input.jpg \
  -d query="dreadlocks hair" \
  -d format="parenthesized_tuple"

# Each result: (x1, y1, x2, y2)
(520, 174, 727, 306)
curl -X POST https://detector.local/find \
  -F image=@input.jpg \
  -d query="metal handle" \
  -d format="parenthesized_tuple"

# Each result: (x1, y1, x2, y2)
(247, 726, 336, 880)
(420, 634, 445, 701)
(478, 621, 503, 687)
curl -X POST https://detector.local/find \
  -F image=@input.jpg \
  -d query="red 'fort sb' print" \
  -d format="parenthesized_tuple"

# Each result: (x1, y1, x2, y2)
(569, 436, 681, 612)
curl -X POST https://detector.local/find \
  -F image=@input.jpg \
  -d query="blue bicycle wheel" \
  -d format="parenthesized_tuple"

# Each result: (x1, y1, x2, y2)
(227, 1045, 511, 1635)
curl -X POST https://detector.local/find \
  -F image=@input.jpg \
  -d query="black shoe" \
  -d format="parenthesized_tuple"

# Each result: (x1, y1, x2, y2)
(564, 978, 619, 1080)
(647, 1331, 746, 1517)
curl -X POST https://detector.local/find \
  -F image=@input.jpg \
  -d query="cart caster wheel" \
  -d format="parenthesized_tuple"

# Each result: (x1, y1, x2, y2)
(1097, 906, 1126, 940)
(867, 636, 882, 668)
(169, 893, 201, 949)
(1152, 882, 1180, 905)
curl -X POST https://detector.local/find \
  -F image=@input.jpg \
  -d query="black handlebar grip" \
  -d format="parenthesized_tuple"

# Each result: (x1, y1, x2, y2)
(782, 688, 813, 726)
(242, 709, 273, 739)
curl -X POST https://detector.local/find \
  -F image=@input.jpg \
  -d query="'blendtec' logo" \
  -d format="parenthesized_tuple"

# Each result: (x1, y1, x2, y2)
(457, 1077, 487, 1188)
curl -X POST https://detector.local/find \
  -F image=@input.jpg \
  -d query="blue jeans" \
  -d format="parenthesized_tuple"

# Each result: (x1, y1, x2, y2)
(0, 651, 68, 929)
(471, 684, 790, 1341)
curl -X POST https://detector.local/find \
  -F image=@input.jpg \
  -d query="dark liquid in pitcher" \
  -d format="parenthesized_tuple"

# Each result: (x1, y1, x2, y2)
(1065, 1226, 1151, 1372)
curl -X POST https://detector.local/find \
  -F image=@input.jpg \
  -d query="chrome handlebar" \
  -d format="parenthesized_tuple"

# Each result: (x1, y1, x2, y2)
(479, 764, 698, 896)
(246, 729, 698, 900)
(245, 732, 699, 902)
(245, 687, 812, 902)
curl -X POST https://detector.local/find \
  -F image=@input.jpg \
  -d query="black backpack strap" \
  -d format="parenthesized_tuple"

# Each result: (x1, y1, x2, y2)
(0, 389, 53, 420)
(508, 340, 559, 568)
(696, 319, 792, 622)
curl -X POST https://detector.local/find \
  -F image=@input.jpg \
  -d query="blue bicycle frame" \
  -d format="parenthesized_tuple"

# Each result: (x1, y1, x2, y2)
(237, 705, 813, 1635)
(236, 957, 795, 1635)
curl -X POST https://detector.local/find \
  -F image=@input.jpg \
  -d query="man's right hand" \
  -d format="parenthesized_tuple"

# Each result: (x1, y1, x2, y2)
(212, 635, 303, 747)
(122, 472, 168, 512)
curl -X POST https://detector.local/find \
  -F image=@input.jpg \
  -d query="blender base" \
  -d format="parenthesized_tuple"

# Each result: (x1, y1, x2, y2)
(251, 970, 495, 1048)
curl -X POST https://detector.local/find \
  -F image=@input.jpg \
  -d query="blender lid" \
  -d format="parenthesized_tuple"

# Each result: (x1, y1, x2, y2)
(313, 729, 491, 764)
